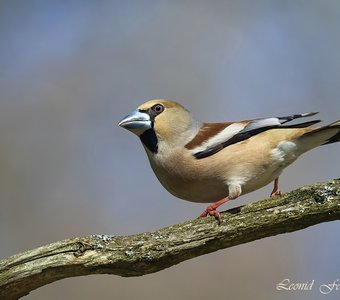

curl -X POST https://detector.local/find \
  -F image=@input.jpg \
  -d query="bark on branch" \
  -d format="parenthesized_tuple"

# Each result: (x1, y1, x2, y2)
(1, 179, 340, 299)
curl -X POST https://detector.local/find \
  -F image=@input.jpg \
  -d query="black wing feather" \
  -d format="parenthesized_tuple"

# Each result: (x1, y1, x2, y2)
(194, 113, 320, 159)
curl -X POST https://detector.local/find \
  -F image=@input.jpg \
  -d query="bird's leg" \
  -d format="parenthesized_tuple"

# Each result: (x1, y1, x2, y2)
(199, 197, 229, 224)
(270, 177, 281, 197)
(199, 184, 241, 224)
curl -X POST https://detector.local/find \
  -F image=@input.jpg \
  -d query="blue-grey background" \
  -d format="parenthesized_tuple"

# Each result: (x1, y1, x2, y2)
(0, 1, 339, 299)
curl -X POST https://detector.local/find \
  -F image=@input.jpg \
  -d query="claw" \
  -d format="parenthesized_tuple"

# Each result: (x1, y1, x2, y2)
(199, 197, 229, 224)
(270, 177, 282, 197)
(270, 189, 282, 197)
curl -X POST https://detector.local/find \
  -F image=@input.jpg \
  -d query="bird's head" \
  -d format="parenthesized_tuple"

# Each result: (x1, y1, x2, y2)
(119, 99, 199, 154)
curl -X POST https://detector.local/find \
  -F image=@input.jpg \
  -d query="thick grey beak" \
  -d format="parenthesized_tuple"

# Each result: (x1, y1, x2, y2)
(118, 110, 151, 135)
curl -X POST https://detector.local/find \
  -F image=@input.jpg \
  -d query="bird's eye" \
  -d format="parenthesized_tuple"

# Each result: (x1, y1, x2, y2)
(152, 104, 164, 114)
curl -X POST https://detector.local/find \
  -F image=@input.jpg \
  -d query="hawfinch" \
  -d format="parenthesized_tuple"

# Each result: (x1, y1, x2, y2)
(119, 100, 340, 223)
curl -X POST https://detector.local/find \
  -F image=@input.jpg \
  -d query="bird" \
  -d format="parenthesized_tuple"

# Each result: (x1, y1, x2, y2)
(118, 99, 340, 223)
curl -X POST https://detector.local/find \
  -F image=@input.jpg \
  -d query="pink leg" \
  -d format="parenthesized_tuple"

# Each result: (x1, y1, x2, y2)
(199, 197, 230, 224)
(270, 177, 282, 197)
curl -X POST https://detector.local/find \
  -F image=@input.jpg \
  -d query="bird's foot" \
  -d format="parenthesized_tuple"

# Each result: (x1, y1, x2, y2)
(199, 207, 222, 224)
(198, 197, 229, 225)
(270, 189, 282, 197)
(270, 177, 282, 197)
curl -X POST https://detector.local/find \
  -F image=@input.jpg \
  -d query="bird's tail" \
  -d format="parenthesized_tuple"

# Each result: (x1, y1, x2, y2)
(298, 120, 340, 151)
(321, 120, 340, 145)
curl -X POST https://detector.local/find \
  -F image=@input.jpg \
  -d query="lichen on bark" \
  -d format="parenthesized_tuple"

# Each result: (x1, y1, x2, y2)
(0, 179, 339, 300)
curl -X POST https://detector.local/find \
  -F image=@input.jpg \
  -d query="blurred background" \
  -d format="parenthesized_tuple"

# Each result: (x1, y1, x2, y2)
(0, 1, 339, 299)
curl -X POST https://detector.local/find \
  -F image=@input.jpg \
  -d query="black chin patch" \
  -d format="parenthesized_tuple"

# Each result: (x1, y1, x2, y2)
(140, 129, 158, 154)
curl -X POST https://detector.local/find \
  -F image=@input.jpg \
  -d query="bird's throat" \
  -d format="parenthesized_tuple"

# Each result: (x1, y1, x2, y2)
(140, 129, 158, 154)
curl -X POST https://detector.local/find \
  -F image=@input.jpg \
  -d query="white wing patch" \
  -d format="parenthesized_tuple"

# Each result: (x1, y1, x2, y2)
(191, 123, 245, 154)
(242, 118, 281, 131)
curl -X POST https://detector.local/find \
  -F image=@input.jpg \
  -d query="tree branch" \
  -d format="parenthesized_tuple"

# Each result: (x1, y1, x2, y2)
(1, 179, 340, 299)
